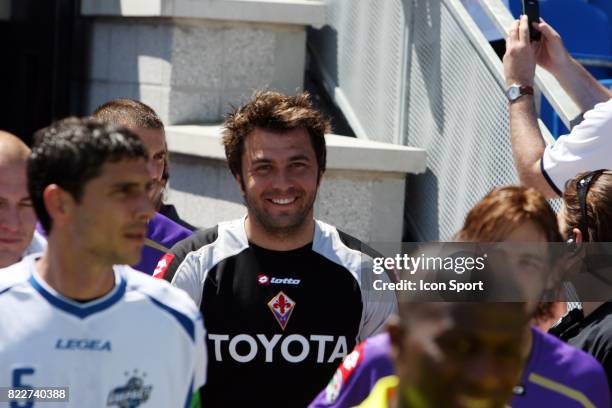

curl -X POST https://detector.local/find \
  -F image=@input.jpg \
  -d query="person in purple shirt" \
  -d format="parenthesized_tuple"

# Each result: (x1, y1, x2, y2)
(310, 332, 394, 407)
(311, 186, 610, 407)
(91, 99, 196, 231)
(89, 99, 195, 274)
(135, 211, 192, 275)
(311, 327, 609, 408)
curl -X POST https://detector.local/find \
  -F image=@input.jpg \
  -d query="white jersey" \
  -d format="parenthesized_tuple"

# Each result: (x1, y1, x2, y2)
(541, 98, 612, 194)
(0, 255, 206, 408)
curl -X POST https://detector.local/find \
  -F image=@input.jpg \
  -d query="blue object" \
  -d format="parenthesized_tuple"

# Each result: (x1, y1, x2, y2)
(509, 0, 612, 137)
(551, 78, 612, 139)
(589, 0, 612, 38)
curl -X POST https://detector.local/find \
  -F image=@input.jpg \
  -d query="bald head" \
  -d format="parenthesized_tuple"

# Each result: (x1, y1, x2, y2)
(0, 130, 36, 268)
(0, 131, 30, 166)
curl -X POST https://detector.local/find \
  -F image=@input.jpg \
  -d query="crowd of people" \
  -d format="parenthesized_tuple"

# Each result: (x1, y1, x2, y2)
(0, 14, 610, 408)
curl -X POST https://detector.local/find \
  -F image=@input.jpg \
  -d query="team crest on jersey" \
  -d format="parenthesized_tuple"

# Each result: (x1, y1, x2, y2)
(267, 291, 295, 330)
(107, 370, 152, 408)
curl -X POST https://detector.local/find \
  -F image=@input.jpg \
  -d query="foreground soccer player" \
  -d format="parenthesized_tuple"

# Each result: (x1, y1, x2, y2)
(0, 118, 206, 407)
(155, 91, 396, 407)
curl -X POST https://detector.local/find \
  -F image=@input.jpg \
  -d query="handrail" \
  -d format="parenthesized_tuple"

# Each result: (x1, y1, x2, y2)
(573, 53, 612, 69)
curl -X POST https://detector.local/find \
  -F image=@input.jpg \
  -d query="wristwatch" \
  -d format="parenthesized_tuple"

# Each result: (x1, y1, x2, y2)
(505, 83, 534, 102)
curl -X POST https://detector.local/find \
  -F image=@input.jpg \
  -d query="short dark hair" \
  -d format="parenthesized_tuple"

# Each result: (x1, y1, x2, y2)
(562, 170, 612, 241)
(92, 98, 169, 202)
(91, 99, 164, 130)
(222, 90, 331, 179)
(28, 117, 147, 233)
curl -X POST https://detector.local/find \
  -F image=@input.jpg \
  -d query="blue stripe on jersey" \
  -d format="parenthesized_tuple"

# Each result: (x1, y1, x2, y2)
(28, 274, 126, 319)
(0, 286, 12, 296)
(145, 295, 195, 342)
(184, 377, 194, 408)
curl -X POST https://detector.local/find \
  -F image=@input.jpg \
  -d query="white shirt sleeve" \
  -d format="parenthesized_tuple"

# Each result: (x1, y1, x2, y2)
(541, 98, 612, 194)
(171, 252, 205, 307)
(357, 257, 398, 342)
(193, 313, 207, 389)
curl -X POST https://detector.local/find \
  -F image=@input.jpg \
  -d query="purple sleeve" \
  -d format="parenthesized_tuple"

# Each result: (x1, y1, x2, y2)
(133, 212, 192, 275)
(309, 334, 394, 408)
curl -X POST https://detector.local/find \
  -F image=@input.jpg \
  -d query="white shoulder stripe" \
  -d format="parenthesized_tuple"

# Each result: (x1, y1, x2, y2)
(312, 219, 368, 287)
(190, 217, 249, 273)
(172, 217, 249, 306)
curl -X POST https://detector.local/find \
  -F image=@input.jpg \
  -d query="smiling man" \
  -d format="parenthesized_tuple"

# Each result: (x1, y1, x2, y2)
(0, 131, 41, 268)
(155, 91, 397, 407)
(0, 118, 206, 407)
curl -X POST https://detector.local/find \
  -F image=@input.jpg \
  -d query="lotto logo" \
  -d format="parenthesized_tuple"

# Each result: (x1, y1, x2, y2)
(271, 277, 301, 285)
(257, 275, 301, 286)
(153, 253, 175, 279)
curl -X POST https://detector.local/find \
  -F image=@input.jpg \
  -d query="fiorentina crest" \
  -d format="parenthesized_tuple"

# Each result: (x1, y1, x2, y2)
(268, 291, 295, 330)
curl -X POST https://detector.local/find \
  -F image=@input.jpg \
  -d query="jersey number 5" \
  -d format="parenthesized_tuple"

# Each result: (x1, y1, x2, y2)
(11, 368, 35, 408)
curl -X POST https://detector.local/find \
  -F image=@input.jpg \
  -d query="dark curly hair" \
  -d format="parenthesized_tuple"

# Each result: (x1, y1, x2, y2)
(222, 90, 331, 180)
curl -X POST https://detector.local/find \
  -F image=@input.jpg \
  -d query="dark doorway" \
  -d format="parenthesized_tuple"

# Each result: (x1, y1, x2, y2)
(0, 0, 83, 145)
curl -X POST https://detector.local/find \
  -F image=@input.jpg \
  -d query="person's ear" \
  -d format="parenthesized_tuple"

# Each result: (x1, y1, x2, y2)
(386, 315, 405, 355)
(572, 228, 583, 244)
(43, 184, 75, 228)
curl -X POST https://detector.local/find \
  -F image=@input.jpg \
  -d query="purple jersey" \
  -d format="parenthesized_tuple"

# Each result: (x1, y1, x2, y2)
(513, 327, 610, 407)
(133, 212, 192, 275)
(309, 333, 394, 408)
(310, 328, 610, 407)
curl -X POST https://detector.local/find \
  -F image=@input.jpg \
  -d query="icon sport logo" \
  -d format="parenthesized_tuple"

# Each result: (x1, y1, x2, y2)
(258, 275, 270, 285)
(268, 291, 296, 330)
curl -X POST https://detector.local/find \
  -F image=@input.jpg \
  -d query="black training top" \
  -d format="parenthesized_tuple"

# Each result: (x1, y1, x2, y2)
(154, 217, 397, 407)
(555, 302, 612, 388)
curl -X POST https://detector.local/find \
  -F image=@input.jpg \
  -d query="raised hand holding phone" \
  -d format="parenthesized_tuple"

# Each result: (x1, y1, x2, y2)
(522, 0, 541, 41)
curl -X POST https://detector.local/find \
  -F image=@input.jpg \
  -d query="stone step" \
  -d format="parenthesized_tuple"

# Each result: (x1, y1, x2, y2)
(165, 125, 426, 242)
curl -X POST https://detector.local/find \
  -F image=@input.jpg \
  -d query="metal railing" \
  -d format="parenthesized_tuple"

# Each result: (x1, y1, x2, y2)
(309, 0, 574, 240)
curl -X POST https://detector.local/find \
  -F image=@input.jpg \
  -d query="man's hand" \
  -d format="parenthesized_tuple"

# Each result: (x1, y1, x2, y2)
(533, 19, 571, 76)
(503, 15, 537, 87)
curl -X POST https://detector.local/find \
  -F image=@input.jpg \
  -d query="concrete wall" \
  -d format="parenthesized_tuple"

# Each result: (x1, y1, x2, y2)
(167, 155, 408, 243)
(84, 18, 307, 122)
(164, 126, 426, 243)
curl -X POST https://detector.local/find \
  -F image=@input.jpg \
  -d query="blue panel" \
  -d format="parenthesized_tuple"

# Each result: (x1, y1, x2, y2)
(184, 377, 194, 408)
(145, 295, 195, 342)
(28, 274, 126, 319)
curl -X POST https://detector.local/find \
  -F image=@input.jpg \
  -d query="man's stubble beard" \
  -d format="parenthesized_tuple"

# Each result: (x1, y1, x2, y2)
(244, 188, 318, 240)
